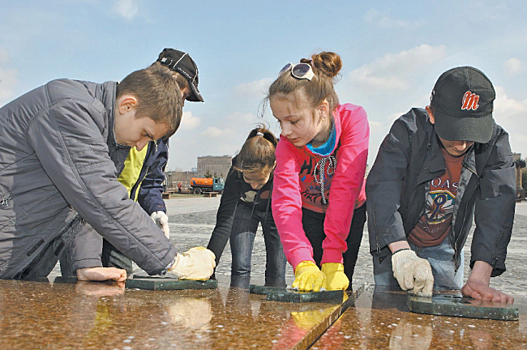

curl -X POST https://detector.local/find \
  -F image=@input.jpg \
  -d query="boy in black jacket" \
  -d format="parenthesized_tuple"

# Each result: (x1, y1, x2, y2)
(367, 66, 515, 303)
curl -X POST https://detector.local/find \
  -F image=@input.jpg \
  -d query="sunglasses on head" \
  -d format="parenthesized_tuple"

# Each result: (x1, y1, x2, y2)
(279, 63, 314, 81)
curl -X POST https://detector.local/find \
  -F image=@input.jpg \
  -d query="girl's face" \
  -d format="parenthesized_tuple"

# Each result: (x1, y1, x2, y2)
(242, 164, 274, 190)
(270, 95, 328, 148)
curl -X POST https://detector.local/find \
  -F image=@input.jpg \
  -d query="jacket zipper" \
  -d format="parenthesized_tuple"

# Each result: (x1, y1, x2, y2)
(452, 162, 478, 271)
(372, 210, 381, 255)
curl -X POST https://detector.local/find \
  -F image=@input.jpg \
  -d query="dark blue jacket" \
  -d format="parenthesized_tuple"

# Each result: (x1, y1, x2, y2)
(136, 138, 168, 215)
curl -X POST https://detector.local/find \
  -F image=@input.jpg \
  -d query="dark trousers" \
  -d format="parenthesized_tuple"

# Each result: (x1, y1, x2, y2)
(302, 203, 366, 288)
(101, 240, 134, 275)
(229, 203, 287, 289)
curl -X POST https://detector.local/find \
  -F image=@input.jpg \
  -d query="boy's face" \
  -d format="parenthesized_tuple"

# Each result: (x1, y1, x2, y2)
(437, 137, 474, 157)
(114, 95, 170, 151)
(426, 106, 474, 157)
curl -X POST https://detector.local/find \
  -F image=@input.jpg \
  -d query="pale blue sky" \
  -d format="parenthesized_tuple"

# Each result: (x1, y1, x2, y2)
(1, 0, 526, 170)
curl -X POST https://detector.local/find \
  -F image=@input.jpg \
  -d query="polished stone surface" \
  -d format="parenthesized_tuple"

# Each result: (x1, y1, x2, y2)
(312, 285, 527, 350)
(0, 279, 352, 349)
(34, 198, 527, 349)
(408, 294, 519, 321)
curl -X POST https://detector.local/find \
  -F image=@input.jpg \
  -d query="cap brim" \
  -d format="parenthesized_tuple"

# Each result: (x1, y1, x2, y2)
(186, 83, 204, 102)
(434, 110, 494, 144)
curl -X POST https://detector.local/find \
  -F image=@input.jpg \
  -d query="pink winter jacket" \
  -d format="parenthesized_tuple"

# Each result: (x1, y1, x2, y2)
(272, 103, 369, 269)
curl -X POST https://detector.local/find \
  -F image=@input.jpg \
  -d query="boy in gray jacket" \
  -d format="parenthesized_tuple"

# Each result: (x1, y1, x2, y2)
(0, 64, 215, 283)
(367, 66, 515, 304)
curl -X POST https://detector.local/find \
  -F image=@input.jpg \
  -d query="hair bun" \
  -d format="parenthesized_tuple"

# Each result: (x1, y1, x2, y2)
(311, 51, 342, 78)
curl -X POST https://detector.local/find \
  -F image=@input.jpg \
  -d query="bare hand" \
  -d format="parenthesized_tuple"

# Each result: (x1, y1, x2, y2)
(76, 267, 127, 286)
(461, 279, 514, 304)
(75, 281, 125, 296)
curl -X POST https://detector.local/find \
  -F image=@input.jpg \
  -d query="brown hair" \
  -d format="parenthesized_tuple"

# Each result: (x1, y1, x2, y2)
(267, 51, 342, 115)
(150, 61, 190, 92)
(234, 126, 278, 173)
(116, 64, 183, 138)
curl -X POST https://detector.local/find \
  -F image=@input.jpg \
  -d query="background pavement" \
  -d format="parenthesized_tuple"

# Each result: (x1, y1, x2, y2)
(51, 196, 526, 296)
(164, 197, 527, 297)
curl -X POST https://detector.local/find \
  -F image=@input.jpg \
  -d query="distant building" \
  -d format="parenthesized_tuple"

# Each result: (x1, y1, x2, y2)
(197, 155, 232, 178)
(165, 170, 197, 190)
(513, 153, 525, 198)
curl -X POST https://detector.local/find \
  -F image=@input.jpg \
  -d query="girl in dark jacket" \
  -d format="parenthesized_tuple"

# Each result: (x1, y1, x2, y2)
(207, 126, 286, 288)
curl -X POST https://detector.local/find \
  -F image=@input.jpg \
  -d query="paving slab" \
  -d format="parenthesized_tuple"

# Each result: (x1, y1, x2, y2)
(0, 279, 364, 349)
(407, 293, 519, 321)
(126, 277, 218, 290)
(249, 284, 346, 303)
(311, 285, 527, 349)
(266, 289, 346, 303)
(249, 284, 287, 295)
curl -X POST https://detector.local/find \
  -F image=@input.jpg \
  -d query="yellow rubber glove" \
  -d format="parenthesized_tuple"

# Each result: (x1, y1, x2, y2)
(168, 247, 216, 281)
(321, 263, 349, 291)
(292, 261, 326, 292)
(291, 293, 348, 330)
(291, 307, 334, 330)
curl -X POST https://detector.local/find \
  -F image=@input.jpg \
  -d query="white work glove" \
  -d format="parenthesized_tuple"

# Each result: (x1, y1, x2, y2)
(391, 249, 434, 297)
(167, 247, 216, 280)
(151, 211, 170, 238)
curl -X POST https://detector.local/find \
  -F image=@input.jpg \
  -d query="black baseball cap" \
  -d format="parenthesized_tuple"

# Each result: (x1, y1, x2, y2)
(430, 66, 495, 143)
(157, 48, 204, 102)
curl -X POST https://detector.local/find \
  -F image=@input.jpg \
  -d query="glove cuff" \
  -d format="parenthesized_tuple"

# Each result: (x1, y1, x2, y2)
(321, 262, 345, 275)
(294, 260, 317, 273)
(167, 253, 183, 277)
(392, 248, 411, 256)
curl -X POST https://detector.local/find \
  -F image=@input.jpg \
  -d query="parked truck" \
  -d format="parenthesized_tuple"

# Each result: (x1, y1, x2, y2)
(190, 177, 225, 195)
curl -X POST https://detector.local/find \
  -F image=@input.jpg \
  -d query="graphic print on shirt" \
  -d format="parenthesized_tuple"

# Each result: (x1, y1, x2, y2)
(425, 180, 456, 224)
(408, 148, 464, 247)
(241, 190, 257, 203)
(298, 150, 338, 210)
(240, 189, 270, 204)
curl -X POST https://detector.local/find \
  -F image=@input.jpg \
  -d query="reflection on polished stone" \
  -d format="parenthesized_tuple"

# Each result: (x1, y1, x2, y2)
(312, 285, 527, 350)
(408, 293, 519, 320)
(0, 279, 352, 349)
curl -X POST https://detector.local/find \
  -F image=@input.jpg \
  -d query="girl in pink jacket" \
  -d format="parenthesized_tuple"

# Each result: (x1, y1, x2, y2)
(269, 51, 369, 292)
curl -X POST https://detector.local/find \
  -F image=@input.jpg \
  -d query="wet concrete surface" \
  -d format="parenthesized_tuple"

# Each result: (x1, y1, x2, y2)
(311, 285, 527, 350)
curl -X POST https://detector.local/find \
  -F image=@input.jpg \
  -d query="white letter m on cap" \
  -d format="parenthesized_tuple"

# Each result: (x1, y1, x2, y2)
(461, 91, 480, 111)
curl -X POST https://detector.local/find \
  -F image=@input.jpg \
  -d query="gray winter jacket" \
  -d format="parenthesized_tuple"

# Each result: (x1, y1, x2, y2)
(366, 108, 515, 277)
(0, 79, 176, 277)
